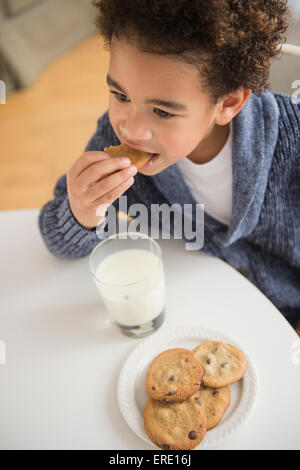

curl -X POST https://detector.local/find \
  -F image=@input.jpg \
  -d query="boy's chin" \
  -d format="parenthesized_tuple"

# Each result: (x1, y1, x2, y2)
(139, 164, 165, 176)
(139, 166, 160, 176)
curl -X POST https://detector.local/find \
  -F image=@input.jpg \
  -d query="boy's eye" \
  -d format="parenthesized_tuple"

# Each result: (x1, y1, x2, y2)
(109, 91, 175, 119)
(111, 91, 129, 103)
(153, 108, 175, 119)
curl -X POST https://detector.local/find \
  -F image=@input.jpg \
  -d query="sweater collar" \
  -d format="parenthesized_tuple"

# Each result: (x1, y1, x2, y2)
(151, 90, 280, 246)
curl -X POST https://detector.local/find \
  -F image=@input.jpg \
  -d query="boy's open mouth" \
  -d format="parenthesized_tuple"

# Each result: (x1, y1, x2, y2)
(143, 153, 160, 168)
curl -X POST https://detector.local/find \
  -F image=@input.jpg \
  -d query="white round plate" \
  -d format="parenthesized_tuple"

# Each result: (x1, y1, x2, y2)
(117, 325, 258, 450)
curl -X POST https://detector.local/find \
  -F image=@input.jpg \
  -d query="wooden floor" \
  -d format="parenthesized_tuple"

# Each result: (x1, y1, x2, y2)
(0, 34, 109, 211)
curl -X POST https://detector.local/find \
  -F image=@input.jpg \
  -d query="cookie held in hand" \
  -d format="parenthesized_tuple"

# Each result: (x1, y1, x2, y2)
(193, 341, 248, 388)
(144, 396, 207, 450)
(104, 143, 152, 170)
(146, 348, 203, 402)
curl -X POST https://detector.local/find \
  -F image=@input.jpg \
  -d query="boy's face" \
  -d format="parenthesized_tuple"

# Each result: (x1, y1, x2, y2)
(107, 37, 229, 175)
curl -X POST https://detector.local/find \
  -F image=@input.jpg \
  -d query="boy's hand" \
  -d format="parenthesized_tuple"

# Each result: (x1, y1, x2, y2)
(66, 151, 137, 230)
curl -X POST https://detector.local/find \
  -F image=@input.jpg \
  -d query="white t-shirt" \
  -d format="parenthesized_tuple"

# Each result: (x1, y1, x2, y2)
(177, 123, 233, 226)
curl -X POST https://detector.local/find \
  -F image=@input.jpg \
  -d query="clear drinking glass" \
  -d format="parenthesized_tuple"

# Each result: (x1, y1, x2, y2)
(89, 232, 166, 338)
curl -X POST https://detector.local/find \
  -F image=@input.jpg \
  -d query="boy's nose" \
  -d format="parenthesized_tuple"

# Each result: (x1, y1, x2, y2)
(119, 119, 152, 142)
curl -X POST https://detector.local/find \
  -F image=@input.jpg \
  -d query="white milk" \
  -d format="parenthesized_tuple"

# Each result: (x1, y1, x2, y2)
(94, 249, 165, 326)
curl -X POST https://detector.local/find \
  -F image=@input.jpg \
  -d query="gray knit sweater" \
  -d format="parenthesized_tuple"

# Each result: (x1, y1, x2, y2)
(38, 90, 300, 326)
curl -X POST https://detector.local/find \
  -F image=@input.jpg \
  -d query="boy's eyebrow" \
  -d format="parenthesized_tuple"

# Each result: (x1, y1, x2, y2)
(106, 74, 188, 111)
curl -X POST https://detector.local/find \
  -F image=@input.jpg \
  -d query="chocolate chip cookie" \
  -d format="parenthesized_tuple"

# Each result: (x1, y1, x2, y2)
(192, 385, 231, 430)
(104, 143, 152, 170)
(193, 341, 247, 387)
(146, 348, 203, 402)
(144, 396, 207, 450)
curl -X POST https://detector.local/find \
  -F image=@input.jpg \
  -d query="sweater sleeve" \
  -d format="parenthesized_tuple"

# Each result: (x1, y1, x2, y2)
(38, 111, 138, 259)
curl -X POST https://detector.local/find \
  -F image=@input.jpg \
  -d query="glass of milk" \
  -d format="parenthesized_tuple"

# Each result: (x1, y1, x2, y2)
(89, 232, 166, 338)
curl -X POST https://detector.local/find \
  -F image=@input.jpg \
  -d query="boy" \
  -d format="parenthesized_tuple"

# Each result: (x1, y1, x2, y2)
(38, 1, 300, 331)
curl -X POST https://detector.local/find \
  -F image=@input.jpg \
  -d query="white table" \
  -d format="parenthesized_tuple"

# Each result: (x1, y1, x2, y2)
(0, 209, 299, 450)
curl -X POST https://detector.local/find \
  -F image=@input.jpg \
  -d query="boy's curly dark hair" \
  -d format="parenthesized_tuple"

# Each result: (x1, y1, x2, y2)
(91, 0, 290, 104)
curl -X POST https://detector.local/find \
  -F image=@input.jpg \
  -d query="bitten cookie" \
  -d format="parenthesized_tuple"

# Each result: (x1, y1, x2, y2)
(146, 348, 203, 402)
(144, 396, 207, 450)
(192, 385, 231, 430)
(193, 341, 248, 387)
(104, 143, 152, 170)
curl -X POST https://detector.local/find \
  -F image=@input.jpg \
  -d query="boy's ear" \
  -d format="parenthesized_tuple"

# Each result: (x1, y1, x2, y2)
(215, 88, 252, 126)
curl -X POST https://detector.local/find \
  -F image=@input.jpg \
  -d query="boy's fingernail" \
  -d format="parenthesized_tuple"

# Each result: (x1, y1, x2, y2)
(127, 165, 137, 175)
(122, 158, 131, 166)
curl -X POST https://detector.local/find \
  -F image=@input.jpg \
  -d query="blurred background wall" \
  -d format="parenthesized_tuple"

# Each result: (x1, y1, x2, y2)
(0, 0, 96, 95)
(0, 0, 109, 210)
(269, 0, 300, 94)
(0, 0, 299, 211)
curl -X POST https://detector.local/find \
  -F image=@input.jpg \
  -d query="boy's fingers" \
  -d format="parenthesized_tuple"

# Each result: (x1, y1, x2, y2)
(86, 166, 136, 203)
(69, 151, 110, 180)
(78, 156, 132, 188)
(92, 177, 135, 208)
